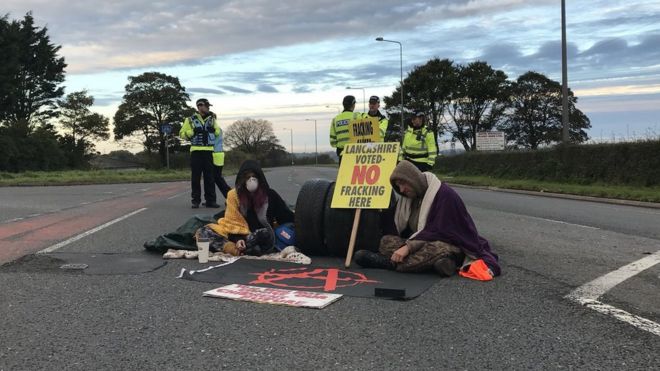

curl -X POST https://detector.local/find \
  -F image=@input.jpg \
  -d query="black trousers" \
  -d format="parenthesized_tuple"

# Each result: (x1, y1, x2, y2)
(408, 159, 432, 172)
(190, 151, 215, 205)
(214, 165, 232, 199)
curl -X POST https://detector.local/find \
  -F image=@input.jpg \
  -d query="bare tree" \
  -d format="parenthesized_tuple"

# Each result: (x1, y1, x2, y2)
(224, 118, 282, 155)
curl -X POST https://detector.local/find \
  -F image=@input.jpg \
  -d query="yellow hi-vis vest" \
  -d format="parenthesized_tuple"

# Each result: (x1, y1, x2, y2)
(330, 111, 363, 152)
(212, 125, 225, 166)
(400, 126, 438, 166)
(179, 113, 219, 152)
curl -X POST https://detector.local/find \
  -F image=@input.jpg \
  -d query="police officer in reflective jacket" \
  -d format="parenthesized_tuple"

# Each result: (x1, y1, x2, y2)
(366, 95, 394, 142)
(179, 98, 221, 208)
(400, 111, 438, 172)
(330, 95, 363, 159)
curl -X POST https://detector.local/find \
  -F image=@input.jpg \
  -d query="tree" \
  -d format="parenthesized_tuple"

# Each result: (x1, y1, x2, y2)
(0, 13, 66, 132)
(113, 72, 192, 165)
(499, 71, 590, 148)
(224, 118, 286, 161)
(384, 58, 458, 144)
(447, 61, 510, 151)
(58, 90, 110, 156)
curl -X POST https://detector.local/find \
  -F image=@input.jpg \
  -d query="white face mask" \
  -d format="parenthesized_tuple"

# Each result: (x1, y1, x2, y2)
(245, 177, 259, 192)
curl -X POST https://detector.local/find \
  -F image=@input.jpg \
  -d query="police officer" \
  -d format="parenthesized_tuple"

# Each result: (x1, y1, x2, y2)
(329, 95, 363, 158)
(400, 111, 438, 172)
(179, 98, 220, 208)
(211, 112, 231, 199)
(365, 95, 392, 142)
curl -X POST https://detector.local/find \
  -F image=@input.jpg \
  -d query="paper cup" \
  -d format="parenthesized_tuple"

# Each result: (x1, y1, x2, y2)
(197, 237, 210, 263)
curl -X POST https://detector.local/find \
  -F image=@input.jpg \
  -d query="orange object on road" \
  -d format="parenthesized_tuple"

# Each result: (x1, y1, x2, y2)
(458, 259, 494, 281)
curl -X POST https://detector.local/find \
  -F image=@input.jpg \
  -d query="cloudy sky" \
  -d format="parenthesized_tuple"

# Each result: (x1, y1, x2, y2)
(5, 0, 660, 152)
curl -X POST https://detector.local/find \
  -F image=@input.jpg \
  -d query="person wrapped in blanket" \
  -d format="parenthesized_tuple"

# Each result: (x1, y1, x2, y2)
(195, 160, 294, 256)
(354, 160, 501, 278)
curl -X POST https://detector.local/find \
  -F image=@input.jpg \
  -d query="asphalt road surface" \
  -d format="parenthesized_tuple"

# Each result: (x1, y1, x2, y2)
(1, 166, 658, 370)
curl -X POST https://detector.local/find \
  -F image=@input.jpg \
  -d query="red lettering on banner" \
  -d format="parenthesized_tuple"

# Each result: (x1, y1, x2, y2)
(351, 165, 380, 185)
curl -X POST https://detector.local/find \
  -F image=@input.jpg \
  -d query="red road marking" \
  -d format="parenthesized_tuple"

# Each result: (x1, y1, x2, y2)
(324, 268, 339, 291)
(0, 182, 187, 264)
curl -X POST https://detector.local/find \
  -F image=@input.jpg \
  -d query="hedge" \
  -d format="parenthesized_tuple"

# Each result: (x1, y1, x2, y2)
(436, 140, 660, 186)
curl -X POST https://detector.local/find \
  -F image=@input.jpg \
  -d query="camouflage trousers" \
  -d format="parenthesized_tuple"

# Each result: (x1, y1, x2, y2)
(379, 235, 464, 273)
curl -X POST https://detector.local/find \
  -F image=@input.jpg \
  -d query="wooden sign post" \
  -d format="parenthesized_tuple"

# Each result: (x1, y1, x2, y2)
(331, 142, 399, 267)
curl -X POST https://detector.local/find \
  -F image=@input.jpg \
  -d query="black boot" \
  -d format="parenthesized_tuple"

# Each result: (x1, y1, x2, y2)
(354, 250, 395, 270)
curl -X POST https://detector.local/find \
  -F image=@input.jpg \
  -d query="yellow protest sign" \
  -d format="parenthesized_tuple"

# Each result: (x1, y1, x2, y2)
(348, 116, 381, 143)
(331, 142, 399, 209)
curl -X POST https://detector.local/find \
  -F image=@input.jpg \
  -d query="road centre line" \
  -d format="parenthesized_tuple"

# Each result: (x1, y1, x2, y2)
(566, 250, 660, 337)
(37, 208, 147, 254)
(527, 215, 600, 230)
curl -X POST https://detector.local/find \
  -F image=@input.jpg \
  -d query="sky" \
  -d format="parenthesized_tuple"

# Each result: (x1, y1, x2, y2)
(4, 0, 660, 153)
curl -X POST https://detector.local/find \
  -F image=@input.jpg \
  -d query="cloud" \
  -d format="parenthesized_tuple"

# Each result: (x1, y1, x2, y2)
(3, 0, 550, 74)
(187, 87, 225, 95)
(256, 84, 279, 93)
(293, 86, 312, 93)
(218, 85, 252, 94)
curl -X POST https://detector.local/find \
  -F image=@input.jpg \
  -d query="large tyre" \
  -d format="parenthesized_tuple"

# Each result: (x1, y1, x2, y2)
(294, 179, 332, 256)
(323, 183, 383, 257)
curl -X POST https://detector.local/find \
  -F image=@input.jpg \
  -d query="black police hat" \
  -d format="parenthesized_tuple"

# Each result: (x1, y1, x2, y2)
(369, 95, 380, 103)
(196, 98, 212, 106)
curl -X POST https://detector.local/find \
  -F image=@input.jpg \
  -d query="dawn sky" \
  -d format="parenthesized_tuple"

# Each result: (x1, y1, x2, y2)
(4, 0, 660, 153)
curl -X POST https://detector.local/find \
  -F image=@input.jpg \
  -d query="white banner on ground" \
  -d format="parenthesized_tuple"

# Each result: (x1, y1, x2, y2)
(203, 284, 343, 309)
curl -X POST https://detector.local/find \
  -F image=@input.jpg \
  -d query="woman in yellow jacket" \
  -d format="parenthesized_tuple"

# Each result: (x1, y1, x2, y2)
(195, 160, 294, 256)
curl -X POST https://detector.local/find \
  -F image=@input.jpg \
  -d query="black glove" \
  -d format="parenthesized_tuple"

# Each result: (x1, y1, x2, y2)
(193, 126, 204, 135)
(206, 126, 215, 133)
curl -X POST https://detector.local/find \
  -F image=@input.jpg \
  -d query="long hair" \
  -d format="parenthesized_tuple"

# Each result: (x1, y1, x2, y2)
(237, 181, 268, 213)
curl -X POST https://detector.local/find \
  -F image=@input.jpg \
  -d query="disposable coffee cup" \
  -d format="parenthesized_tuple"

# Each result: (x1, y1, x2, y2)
(197, 237, 210, 263)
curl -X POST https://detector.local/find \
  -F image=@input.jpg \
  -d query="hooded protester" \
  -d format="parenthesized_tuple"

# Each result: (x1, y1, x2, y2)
(195, 160, 294, 256)
(354, 160, 501, 278)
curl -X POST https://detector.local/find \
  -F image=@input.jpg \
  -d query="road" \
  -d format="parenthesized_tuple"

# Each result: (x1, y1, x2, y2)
(1, 166, 658, 370)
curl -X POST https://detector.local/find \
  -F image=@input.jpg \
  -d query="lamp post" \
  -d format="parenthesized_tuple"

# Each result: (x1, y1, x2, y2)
(305, 119, 318, 165)
(283, 128, 294, 166)
(376, 37, 404, 141)
(561, 0, 569, 144)
(346, 86, 366, 112)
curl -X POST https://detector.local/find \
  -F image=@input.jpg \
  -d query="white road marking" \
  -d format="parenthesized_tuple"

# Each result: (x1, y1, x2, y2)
(37, 208, 147, 254)
(1, 217, 24, 224)
(167, 191, 187, 200)
(566, 250, 660, 337)
(528, 215, 600, 230)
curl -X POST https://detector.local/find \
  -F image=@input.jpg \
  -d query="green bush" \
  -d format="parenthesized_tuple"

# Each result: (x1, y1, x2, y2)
(437, 140, 660, 186)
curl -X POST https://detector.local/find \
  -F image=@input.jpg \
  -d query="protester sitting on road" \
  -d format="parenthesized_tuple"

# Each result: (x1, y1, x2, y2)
(195, 160, 294, 256)
(354, 160, 501, 277)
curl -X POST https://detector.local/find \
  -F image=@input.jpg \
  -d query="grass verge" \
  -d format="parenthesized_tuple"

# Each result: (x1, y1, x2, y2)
(0, 169, 191, 186)
(440, 174, 660, 203)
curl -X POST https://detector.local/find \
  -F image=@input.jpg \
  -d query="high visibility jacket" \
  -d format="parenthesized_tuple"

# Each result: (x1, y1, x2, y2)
(212, 125, 225, 166)
(400, 126, 438, 166)
(330, 110, 363, 153)
(366, 111, 390, 142)
(179, 113, 219, 152)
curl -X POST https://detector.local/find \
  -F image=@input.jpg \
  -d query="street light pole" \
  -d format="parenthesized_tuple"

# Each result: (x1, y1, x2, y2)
(561, 0, 569, 144)
(305, 119, 318, 165)
(376, 37, 404, 141)
(346, 86, 366, 112)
